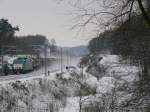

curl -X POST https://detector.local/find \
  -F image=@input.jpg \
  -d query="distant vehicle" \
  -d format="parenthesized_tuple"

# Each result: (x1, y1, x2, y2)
(13, 57, 33, 73)
(32, 57, 41, 69)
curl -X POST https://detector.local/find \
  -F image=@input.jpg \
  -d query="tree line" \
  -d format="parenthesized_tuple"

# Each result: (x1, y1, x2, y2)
(88, 14, 150, 79)
(0, 19, 57, 55)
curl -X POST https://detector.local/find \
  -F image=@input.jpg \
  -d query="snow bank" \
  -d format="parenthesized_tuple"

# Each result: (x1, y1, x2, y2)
(60, 97, 80, 112)
(96, 77, 116, 94)
(84, 73, 98, 89)
(0, 76, 68, 112)
(99, 55, 119, 65)
(59, 54, 140, 112)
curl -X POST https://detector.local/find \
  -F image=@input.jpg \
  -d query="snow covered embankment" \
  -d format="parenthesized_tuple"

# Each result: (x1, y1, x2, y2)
(60, 54, 139, 112)
(0, 76, 68, 112)
(82, 55, 139, 112)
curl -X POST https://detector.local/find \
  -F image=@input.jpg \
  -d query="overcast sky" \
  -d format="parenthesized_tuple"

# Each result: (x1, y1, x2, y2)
(0, 0, 89, 47)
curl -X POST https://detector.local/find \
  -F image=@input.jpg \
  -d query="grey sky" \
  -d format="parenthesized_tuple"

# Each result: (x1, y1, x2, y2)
(0, 0, 89, 47)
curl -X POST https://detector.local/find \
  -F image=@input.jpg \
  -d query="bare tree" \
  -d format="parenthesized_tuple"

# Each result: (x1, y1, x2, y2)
(64, 0, 150, 33)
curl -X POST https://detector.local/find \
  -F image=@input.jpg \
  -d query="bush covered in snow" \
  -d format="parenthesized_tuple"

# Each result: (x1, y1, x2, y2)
(0, 76, 68, 112)
(74, 54, 149, 112)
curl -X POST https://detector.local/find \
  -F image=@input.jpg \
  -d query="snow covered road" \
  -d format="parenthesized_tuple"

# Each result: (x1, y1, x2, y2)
(0, 57, 80, 84)
(0, 65, 59, 84)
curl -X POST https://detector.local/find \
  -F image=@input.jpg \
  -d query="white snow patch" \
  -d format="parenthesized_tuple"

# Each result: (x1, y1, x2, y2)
(60, 97, 80, 112)
(85, 73, 98, 88)
(100, 55, 119, 65)
(97, 77, 116, 94)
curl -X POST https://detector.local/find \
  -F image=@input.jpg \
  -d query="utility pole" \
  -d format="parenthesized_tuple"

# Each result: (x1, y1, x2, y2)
(48, 45, 51, 76)
(44, 44, 47, 76)
(69, 49, 71, 66)
(66, 49, 69, 67)
(0, 46, 3, 74)
(60, 47, 63, 73)
(0, 34, 4, 75)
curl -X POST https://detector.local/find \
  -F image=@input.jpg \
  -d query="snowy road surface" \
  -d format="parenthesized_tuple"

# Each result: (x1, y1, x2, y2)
(0, 57, 80, 84)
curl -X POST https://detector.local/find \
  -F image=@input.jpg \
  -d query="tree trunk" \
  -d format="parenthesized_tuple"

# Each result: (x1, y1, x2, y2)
(143, 58, 149, 82)
(137, 0, 150, 26)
